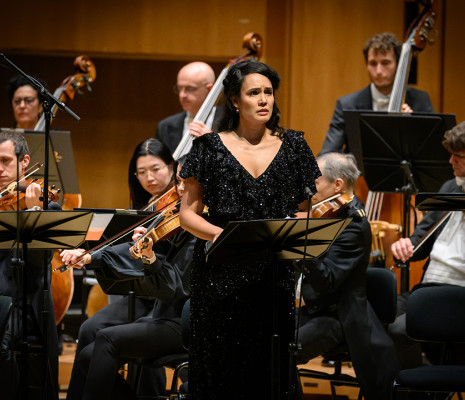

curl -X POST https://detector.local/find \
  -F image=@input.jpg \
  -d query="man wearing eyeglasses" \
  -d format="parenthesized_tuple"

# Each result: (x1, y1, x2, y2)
(156, 61, 219, 155)
(7, 75, 44, 130)
(389, 121, 465, 369)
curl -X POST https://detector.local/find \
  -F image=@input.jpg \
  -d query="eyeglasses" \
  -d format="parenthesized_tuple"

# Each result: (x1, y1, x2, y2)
(135, 164, 168, 178)
(12, 97, 37, 107)
(450, 152, 465, 160)
(173, 84, 206, 95)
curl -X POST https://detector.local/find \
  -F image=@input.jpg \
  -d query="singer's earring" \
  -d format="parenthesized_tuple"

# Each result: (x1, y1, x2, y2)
(235, 108, 239, 113)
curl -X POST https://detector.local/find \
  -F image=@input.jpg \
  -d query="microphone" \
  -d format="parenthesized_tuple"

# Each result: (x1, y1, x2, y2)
(304, 187, 314, 201)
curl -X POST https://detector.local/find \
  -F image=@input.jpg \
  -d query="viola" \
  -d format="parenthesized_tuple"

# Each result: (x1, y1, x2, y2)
(172, 32, 263, 160)
(312, 193, 353, 218)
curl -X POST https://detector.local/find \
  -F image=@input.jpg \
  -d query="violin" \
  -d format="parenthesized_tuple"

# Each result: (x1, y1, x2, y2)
(312, 193, 353, 218)
(0, 177, 59, 211)
(129, 202, 182, 259)
(142, 185, 180, 212)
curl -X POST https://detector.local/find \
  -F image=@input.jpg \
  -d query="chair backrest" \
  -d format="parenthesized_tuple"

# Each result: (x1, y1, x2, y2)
(181, 298, 190, 350)
(406, 285, 465, 343)
(366, 268, 397, 324)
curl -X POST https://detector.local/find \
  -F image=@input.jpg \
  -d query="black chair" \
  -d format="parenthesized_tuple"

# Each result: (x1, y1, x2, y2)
(391, 285, 465, 400)
(133, 299, 190, 400)
(298, 267, 397, 400)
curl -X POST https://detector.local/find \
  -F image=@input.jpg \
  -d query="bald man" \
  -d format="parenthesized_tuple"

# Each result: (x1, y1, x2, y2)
(156, 61, 221, 155)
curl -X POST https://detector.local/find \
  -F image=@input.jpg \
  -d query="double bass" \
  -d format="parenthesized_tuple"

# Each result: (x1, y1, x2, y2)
(361, 0, 438, 291)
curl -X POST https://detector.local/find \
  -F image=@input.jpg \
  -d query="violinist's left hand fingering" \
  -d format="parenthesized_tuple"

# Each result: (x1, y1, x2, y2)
(25, 182, 43, 209)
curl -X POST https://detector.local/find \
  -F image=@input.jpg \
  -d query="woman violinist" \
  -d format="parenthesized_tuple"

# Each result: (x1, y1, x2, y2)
(7, 75, 45, 130)
(61, 139, 195, 400)
(0, 130, 61, 399)
(179, 61, 320, 399)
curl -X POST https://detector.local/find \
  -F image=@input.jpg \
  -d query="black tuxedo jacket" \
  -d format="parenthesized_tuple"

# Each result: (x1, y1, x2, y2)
(299, 196, 400, 400)
(320, 85, 435, 155)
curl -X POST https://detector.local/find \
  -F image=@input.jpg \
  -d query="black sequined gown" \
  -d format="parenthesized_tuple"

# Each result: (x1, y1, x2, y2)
(180, 130, 320, 400)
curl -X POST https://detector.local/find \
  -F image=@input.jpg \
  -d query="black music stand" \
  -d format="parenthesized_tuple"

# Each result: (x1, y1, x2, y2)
(0, 210, 93, 400)
(415, 192, 465, 211)
(23, 130, 81, 206)
(206, 217, 351, 400)
(345, 111, 456, 292)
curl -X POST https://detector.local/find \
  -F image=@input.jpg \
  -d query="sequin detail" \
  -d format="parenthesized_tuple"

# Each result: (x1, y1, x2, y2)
(180, 130, 321, 400)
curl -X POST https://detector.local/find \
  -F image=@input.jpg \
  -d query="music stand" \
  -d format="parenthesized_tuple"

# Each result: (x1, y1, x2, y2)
(415, 193, 465, 211)
(345, 111, 456, 291)
(206, 217, 351, 400)
(75, 207, 161, 322)
(22, 130, 80, 206)
(0, 210, 93, 399)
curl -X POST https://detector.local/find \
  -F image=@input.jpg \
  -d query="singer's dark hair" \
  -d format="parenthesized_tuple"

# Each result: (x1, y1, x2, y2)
(317, 152, 360, 190)
(0, 130, 29, 161)
(128, 138, 175, 209)
(217, 60, 284, 138)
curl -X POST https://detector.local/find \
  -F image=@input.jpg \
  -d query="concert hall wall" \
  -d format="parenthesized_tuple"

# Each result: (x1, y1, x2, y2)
(0, 0, 463, 209)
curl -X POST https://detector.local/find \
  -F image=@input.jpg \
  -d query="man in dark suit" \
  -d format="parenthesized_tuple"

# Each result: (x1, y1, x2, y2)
(389, 121, 465, 369)
(296, 152, 400, 400)
(320, 32, 435, 155)
(156, 61, 221, 155)
(0, 129, 61, 399)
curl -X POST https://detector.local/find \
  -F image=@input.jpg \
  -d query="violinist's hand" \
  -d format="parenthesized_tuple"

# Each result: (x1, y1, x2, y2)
(401, 103, 413, 113)
(25, 182, 43, 209)
(189, 121, 211, 138)
(391, 238, 414, 263)
(132, 226, 147, 242)
(60, 248, 90, 269)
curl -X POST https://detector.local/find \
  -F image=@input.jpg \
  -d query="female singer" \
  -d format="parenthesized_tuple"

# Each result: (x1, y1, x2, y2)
(179, 60, 321, 399)
(63, 139, 181, 400)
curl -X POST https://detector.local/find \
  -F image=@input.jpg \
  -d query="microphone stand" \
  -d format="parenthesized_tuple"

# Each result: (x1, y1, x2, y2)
(288, 188, 313, 400)
(0, 53, 79, 399)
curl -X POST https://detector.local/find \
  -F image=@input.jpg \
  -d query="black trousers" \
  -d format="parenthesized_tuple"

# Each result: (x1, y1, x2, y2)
(66, 296, 155, 400)
(79, 317, 184, 400)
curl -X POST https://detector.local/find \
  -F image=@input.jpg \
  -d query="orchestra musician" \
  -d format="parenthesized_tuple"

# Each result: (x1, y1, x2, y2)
(0, 129, 61, 399)
(389, 121, 465, 369)
(7, 74, 46, 130)
(295, 152, 400, 400)
(319, 32, 434, 155)
(62, 139, 188, 400)
(61, 151, 195, 400)
(179, 60, 320, 399)
(155, 61, 221, 154)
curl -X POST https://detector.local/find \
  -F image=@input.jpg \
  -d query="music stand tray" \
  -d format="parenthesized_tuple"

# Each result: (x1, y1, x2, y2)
(344, 111, 456, 193)
(0, 210, 93, 250)
(206, 217, 351, 263)
(415, 193, 465, 211)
